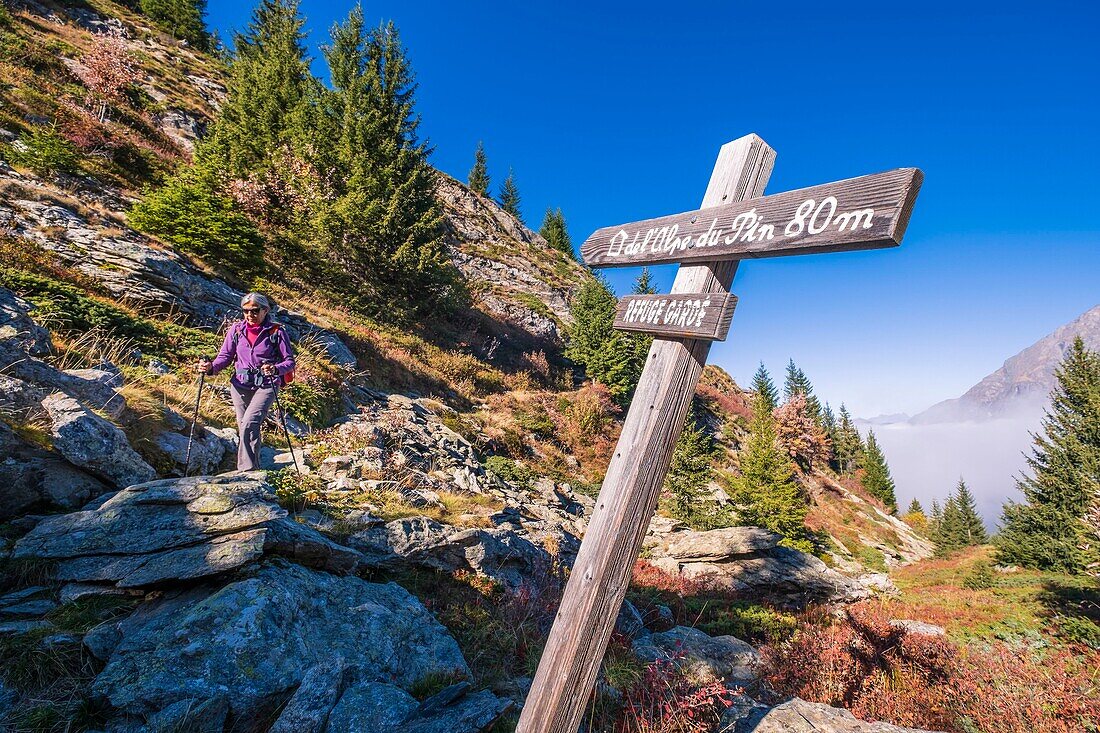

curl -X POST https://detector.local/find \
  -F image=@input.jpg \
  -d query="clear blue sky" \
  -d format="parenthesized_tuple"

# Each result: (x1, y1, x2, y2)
(207, 1, 1100, 417)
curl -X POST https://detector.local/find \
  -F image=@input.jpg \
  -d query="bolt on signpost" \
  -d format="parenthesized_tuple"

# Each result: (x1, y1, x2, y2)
(516, 134, 922, 733)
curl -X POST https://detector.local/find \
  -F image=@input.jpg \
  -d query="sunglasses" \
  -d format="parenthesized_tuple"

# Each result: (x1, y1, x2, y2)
(242, 307, 266, 314)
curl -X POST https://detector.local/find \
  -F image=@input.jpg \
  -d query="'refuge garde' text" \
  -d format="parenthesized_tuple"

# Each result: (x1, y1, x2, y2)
(621, 296, 713, 329)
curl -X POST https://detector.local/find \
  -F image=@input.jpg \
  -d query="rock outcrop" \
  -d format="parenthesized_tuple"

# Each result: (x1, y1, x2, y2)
(721, 697, 944, 733)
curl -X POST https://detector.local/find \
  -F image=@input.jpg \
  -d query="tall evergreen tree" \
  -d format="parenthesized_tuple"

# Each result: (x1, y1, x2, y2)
(835, 404, 863, 474)
(201, 0, 312, 178)
(539, 208, 573, 258)
(907, 498, 925, 515)
(783, 359, 822, 425)
(499, 168, 521, 220)
(140, 0, 211, 49)
(726, 389, 811, 551)
(934, 495, 966, 556)
(822, 402, 839, 466)
(318, 8, 462, 319)
(752, 363, 779, 414)
(954, 479, 988, 545)
(998, 337, 1100, 573)
(663, 408, 721, 528)
(468, 141, 489, 195)
(633, 267, 657, 295)
(861, 430, 897, 512)
(566, 277, 638, 403)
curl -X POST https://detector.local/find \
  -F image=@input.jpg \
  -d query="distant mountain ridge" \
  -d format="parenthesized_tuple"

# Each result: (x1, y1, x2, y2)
(912, 304, 1100, 424)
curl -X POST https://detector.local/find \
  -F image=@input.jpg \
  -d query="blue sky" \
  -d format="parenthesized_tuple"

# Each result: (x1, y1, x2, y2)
(207, 1, 1100, 417)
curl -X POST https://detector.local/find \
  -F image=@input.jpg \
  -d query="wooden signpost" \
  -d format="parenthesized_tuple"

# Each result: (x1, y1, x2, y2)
(515, 134, 922, 733)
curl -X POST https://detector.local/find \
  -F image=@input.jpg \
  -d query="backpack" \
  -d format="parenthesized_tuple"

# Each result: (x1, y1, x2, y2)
(231, 322, 295, 386)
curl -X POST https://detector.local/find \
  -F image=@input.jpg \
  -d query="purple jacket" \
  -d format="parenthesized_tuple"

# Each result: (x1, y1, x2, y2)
(208, 319, 295, 388)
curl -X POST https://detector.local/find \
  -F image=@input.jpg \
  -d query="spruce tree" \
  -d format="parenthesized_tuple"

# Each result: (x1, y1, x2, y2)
(954, 478, 988, 545)
(783, 359, 822, 426)
(907, 498, 924, 515)
(468, 141, 490, 195)
(822, 402, 839, 467)
(935, 495, 965, 557)
(566, 277, 637, 403)
(499, 168, 521, 221)
(752, 362, 779, 414)
(663, 409, 721, 527)
(539, 208, 573, 258)
(201, 0, 312, 178)
(633, 267, 657, 295)
(727, 389, 811, 551)
(625, 269, 656, 386)
(835, 404, 863, 474)
(318, 9, 461, 319)
(861, 429, 897, 512)
(998, 337, 1100, 572)
(140, 0, 211, 49)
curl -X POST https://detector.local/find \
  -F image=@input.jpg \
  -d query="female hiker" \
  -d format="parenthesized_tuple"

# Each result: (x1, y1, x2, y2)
(197, 293, 295, 471)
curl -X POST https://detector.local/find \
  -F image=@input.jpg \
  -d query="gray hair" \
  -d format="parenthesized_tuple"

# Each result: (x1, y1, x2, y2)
(240, 292, 273, 311)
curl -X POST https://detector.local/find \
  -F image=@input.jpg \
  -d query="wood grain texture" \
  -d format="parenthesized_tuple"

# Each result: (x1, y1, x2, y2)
(581, 168, 923, 268)
(514, 134, 776, 733)
(614, 292, 738, 341)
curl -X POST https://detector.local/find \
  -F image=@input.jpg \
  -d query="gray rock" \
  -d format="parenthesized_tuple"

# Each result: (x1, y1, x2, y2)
(660, 526, 781, 562)
(268, 657, 348, 733)
(632, 626, 759, 685)
(325, 682, 419, 732)
(41, 393, 156, 489)
(84, 620, 122, 661)
(60, 583, 144, 604)
(145, 695, 228, 733)
(260, 517, 362, 574)
(61, 365, 126, 419)
(152, 427, 231, 477)
(91, 562, 470, 721)
(719, 696, 943, 732)
(615, 599, 646, 639)
(0, 286, 52, 356)
(889, 619, 947, 637)
(0, 598, 58, 618)
(325, 679, 510, 733)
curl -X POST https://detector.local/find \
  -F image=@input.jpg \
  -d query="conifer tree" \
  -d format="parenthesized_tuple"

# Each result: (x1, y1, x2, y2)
(539, 208, 573, 258)
(499, 168, 521, 221)
(318, 9, 462, 319)
(201, 0, 312, 178)
(902, 498, 929, 534)
(468, 141, 489, 195)
(625, 269, 655, 385)
(633, 267, 657, 295)
(954, 478, 988, 545)
(934, 495, 965, 556)
(140, 0, 211, 49)
(663, 409, 721, 527)
(727, 389, 811, 551)
(908, 498, 924, 515)
(930, 499, 943, 531)
(784, 359, 822, 425)
(752, 363, 779, 414)
(861, 430, 897, 512)
(822, 402, 839, 467)
(998, 337, 1100, 573)
(835, 404, 863, 474)
(566, 277, 637, 403)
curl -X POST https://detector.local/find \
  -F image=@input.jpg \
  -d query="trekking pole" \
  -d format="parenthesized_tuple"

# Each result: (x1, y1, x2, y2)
(184, 369, 206, 477)
(271, 380, 301, 475)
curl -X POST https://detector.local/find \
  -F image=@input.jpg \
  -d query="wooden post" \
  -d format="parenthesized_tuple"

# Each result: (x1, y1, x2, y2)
(515, 134, 776, 733)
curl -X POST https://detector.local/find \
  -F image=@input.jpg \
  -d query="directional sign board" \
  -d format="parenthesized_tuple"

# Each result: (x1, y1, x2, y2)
(581, 168, 922, 268)
(614, 292, 737, 341)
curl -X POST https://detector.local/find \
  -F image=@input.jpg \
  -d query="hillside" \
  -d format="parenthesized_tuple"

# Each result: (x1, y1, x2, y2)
(6, 2, 1095, 733)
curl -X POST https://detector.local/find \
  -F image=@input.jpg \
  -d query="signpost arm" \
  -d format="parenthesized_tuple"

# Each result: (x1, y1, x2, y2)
(516, 134, 776, 733)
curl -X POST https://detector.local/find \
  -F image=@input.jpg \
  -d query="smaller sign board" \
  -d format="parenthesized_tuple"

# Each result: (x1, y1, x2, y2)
(614, 293, 737, 341)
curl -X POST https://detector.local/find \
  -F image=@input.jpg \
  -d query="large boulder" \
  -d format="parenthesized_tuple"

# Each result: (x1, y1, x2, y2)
(720, 696, 944, 732)
(90, 561, 472, 723)
(0, 286, 52, 357)
(41, 393, 156, 489)
(632, 626, 759, 685)
(0, 420, 110, 519)
(659, 526, 780, 562)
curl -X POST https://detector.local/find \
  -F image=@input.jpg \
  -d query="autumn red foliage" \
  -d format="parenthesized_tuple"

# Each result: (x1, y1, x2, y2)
(615, 651, 736, 733)
(761, 602, 1100, 732)
(74, 30, 137, 121)
(773, 393, 830, 469)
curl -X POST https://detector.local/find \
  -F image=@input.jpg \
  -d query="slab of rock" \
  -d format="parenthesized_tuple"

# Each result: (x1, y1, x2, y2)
(720, 696, 944, 732)
(41, 393, 156, 489)
(269, 657, 348, 733)
(91, 562, 471, 722)
(632, 626, 759, 685)
(889, 620, 947, 637)
(660, 527, 781, 562)
(325, 678, 510, 733)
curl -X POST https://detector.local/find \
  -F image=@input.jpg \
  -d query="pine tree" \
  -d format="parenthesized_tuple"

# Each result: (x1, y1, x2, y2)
(822, 402, 839, 467)
(902, 498, 929, 534)
(954, 478, 988, 545)
(835, 404, 863, 474)
(633, 267, 656, 295)
(499, 168, 521, 221)
(752, 363, 779, 414)
(908, 498, 924, 515)
(861, 429, 897, 512)
(998, 337, 1100, 573)
(663, 409, 721, 528)
(539, 208, 573, 258)
(317, 9, 462, 319)
(935, 495, 965, 557)
(566, 277, 638, 403)
(140, 0, 211, 49)
(201, 0, 313, 178)
(783, 359, 822, 426)
(726, 389, 811, 551)
(468, 141, 490, 195)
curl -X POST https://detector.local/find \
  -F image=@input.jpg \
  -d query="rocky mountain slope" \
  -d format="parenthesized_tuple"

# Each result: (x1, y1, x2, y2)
(912, 303, 1100, 424)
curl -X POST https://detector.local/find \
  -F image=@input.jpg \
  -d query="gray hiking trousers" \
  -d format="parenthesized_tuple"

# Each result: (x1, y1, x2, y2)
(230, 382, 278, 471)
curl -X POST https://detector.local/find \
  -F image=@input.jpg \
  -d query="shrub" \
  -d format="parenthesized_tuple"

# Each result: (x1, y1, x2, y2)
(5, 124, 79, 176)
(514, 404, 554, 439)
(614, 652, 735, 733)
(267, 467, 324, 512)
(278, 375, 342, 429)
(484, 455, 535, 490)
(962, 561, 994, 590)
(1052, 615, 1100, 649)
(129, 163, 264, 274)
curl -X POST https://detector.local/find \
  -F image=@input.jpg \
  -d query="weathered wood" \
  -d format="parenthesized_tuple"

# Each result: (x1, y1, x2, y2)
(614, 292, 737, 341)
(581, 167, 922, 268)
(515, 134, 776, 733)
